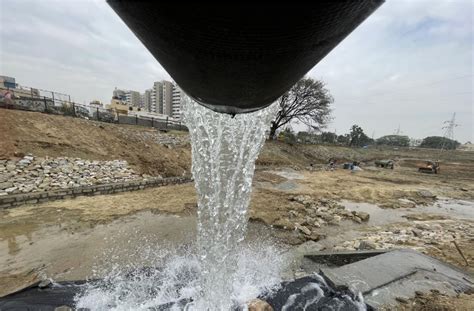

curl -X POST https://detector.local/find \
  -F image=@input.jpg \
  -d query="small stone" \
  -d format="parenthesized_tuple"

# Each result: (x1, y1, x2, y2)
(415, 290, 424, 297)
(54, 306, 74, 311)
(395, 296, 408, 304)
(0, 181, 13, 190)
(353, 211, 370, 221)
(412, 229, 422, 237)
(418, 190, 436, 198)
(248, 299, 273, 311)
(5, 187, 17, 193)
(297, 225, 312, 235)
(273, 219, 295, 230)
(306, 233, 323, 241)
(358, 240, 377, 250)
(38, 279, 52, 288)
(416, 223, 430, 230)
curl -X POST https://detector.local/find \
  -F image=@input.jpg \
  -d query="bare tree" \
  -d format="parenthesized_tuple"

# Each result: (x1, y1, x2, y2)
(269, 77, 333, 139)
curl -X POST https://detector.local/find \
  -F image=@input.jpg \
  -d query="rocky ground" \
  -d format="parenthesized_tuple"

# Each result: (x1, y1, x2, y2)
(380, 290, 474, 311)
(0, 155, 143, 195)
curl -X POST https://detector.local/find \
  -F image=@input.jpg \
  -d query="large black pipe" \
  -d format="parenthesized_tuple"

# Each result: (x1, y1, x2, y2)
(108, 1, 383, 114)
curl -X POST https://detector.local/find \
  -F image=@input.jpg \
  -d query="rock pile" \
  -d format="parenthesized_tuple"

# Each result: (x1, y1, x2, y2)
(272, 195, 370, 241)
(334, 220, 474, 252)
(0, 155, 142, 196)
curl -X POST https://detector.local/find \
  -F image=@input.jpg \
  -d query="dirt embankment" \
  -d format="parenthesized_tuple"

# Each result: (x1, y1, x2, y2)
(0, 109, 191, 177)
(2, 109, 473, 182)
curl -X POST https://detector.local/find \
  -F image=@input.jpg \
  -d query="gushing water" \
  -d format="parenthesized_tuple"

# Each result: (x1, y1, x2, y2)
(75, 97, 282, 310)
(183, 97, 279, 309)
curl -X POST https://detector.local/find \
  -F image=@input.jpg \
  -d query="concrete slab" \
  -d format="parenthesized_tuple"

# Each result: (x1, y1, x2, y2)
(320, 249, 473, 308)
(305, 250, 389, 267)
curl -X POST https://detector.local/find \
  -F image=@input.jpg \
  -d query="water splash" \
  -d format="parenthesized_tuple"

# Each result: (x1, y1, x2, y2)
(182, 97, 279, 309)
(74, 241, 283, 310)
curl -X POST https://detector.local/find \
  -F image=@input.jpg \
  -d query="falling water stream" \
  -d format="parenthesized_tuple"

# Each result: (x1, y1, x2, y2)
(183, 97, 279, 309)
(75, 97, 284, 310)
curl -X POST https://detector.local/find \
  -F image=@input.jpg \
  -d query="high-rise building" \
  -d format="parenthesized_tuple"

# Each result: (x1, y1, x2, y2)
(150, 80, 178, 117)
(171, 85, 182, 120)
(162, 80, 173, 116)
(142, 89, 152, 112)
(112, 81, 182, 118)
(151, 81, 163, 113)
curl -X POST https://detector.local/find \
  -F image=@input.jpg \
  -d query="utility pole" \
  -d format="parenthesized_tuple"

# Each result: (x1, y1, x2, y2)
(440, 112, 459, 150)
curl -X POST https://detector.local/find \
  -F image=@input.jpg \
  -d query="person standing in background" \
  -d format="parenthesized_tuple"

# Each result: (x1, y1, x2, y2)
(3, 90, 14, 109)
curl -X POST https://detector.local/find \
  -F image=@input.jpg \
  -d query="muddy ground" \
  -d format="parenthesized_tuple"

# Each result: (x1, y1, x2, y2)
(1, 167, 473, 308)
(0, 110, 473, 309)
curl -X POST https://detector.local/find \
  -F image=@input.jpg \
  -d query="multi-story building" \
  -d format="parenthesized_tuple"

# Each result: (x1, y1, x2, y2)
(162, 80, 173, 116)
(112, 81, 182, 118)
(151, 81, 163, 113)
(125, 90, 141, 108)
(142, 89, 152, 112)
(149, 80, 182, 118)
(171, 85, 182, 120)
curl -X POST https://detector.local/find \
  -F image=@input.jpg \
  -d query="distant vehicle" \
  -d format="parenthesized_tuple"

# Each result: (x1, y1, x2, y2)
(375, 159, 394, 169)
(418, 161, 440, 174)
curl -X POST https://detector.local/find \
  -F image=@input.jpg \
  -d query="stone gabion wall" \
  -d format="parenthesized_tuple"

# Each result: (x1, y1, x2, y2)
(0, 176, 192, 210)
(0, 156, 144, 196)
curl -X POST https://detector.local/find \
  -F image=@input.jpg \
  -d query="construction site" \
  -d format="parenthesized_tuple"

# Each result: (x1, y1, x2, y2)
(0, 109, 473, 309)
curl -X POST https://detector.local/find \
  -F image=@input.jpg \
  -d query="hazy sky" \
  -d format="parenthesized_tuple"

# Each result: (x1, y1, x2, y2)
(1, 0, 472, 142)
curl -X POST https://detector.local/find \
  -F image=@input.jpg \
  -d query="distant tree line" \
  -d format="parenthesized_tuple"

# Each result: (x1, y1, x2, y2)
(277, 127, 460, 150)
(269, 78, 460, 150)
(419, 136, 460, 150)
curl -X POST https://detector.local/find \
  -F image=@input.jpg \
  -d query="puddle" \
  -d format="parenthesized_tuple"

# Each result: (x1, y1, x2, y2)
(268, 168, 304, 180)
(275, 180, 299, 191)
(342, 199, 474, 226)
(0, 210, 280, 297)
(257, 168, 303, 191)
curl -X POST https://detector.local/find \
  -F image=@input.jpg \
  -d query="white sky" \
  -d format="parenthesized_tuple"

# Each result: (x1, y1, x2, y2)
(1, 0, 472, 142)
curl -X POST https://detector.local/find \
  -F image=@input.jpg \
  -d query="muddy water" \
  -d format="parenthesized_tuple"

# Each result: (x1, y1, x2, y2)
(0, 211, 278, 297)
(343, 198, 474, 226)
